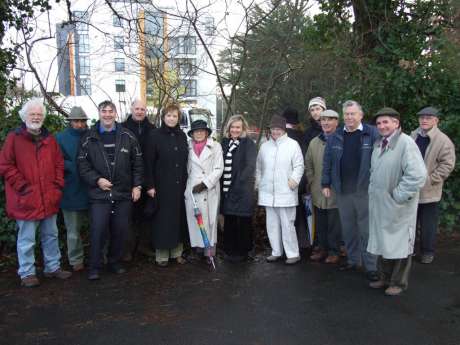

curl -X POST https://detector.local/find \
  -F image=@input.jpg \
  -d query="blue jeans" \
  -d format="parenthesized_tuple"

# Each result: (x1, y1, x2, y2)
(62, 210, 86, 266)
(16, 215, 62, 278)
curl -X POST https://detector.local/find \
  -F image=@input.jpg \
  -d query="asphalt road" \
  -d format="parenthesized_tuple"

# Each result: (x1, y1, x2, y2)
(1, 240, 460, 345)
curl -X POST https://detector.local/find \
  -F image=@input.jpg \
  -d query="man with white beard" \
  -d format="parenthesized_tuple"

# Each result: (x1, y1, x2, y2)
(0, 98, 72, 287)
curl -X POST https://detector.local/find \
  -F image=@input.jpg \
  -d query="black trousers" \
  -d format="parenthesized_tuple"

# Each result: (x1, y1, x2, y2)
(417, 202, 440, 255)
(314, 206, 342, 255)
(378, 256, 412, 290)
(223, 215, 253, 256)
(89, 200, 132, 271)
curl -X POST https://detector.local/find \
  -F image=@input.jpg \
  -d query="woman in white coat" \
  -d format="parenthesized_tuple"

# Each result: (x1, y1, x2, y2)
(185, 120, 224, 265)
(256, 115, 304, 264)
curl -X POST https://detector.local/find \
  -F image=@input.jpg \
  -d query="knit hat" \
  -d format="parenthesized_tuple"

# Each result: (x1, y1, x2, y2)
(269, 115, 286, 130)
(417, 106, 440, 117)
(188, 119, 212, 137)
(281, 106, 300, 125)
(68, 106, 88, 120)
(373, 107, 400, 121)
(308, 97, 326, 111)
(320, 109, 339, 119)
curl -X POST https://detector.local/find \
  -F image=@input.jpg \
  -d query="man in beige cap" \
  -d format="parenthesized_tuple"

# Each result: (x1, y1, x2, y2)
(411, 107, 455, 264)
(305, 110, 342, 264)
(56, 106, 89, 271)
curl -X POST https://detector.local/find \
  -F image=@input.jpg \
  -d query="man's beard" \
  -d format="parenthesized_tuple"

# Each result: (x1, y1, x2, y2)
(25, 120, 43, 131)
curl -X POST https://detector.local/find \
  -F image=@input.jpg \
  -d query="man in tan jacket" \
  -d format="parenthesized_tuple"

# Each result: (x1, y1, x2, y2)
(411, 106, 456, 264)
(305, 110, 342, 264)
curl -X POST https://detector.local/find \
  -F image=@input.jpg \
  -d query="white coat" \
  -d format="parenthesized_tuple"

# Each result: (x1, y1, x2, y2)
(185, 138, 224, 247)
(256, 133, 304, 207)
(367, 131, 427, 259)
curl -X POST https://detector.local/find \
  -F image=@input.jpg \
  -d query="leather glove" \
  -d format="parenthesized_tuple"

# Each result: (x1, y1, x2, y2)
(192, 182, 207, 193)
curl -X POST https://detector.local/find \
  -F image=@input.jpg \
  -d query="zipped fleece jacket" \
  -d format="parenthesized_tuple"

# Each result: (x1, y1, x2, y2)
(322, 124, 379, 194)
(77, 122, 143, 202)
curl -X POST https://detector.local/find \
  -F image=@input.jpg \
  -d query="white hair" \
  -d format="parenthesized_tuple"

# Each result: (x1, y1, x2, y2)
(19, 98, 46, 122)
(342, 100, 363, 115)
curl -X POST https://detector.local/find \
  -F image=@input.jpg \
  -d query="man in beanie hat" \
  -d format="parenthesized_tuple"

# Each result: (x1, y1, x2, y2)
(0, 98, 72, 287)
(410, 107, 455, 264)
(56, 106, 89, 271)
(304, 97, 326, 151)
(305, 110, 342, 264)
(367, 107, 426, 295)
(256, 115, 304, 264)
(322, 100, 380, 282)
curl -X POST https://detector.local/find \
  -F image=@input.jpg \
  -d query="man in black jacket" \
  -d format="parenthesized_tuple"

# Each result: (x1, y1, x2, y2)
(78, 100, 143, 280)
(121, 99, 155, 259)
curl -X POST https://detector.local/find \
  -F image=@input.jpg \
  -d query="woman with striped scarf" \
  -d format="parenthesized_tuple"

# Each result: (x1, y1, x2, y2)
(220, 115, 257, 262)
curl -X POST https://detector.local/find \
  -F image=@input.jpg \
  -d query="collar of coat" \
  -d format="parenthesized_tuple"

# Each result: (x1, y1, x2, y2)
(189, 137, 215, 161)
(333, 123, 373, 141)
(375, 129, 402, 150)
(269, 133, 289, 144)
(15, 124, 50, 141)
(412, 126, 441, 141)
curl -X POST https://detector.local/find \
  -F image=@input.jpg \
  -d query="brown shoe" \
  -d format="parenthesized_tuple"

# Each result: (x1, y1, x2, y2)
(369, 280, 385, 289)
(44, 269, 72, 280)
(21, 275, 40, 288)
(324, 255, 340, 264)
(385, 286, 403, 296)
(176, 256, 187, 265)
(310, 251, 327, 262)
(72, 263, 84, 272)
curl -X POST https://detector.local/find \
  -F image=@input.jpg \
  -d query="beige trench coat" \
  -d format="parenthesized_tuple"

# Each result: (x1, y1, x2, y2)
(367, 131, 427, 259)
(185, 138, 224, 247)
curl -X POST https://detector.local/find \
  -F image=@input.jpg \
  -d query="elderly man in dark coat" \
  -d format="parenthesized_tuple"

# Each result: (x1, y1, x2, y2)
(121, 99, 156, 260)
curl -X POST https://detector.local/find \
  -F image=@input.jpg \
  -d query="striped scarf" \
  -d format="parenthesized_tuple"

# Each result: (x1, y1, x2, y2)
(222, 139, 240, 193)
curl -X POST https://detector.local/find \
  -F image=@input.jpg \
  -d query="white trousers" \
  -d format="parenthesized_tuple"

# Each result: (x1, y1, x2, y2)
(266, 206, 300, 259)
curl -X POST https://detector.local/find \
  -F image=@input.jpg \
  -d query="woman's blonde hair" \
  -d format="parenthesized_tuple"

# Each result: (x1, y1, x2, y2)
(224, 114, 249, 138)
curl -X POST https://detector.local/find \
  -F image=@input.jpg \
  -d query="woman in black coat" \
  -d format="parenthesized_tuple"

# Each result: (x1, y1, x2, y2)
(144, 104, 189, 267)
(221, 114, 257, 262)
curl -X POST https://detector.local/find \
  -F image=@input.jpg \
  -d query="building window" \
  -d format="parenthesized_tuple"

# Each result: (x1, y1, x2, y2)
(204, 17, 215, 36)
(73, 11, 88, 32)
(113, 15, 123, 27)
(181, 79, 197, 97)
(114, 35, 124, 50)
(78, 34, 89, 53)
(114, 58, 125, 72)
(172, 58, 196, 76)
(183, 36, 196, 54)
(170, 36, 196, 55)
(115, 79, 126, 92)
(80, 78, 91, 95)
(79, 56, 90, 75)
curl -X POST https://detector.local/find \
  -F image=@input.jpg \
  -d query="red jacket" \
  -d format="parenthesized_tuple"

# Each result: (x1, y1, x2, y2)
(0, 126, 64, 220)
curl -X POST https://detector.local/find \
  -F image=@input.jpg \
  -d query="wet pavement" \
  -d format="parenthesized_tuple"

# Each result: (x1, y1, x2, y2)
(1, 240, 460, 345)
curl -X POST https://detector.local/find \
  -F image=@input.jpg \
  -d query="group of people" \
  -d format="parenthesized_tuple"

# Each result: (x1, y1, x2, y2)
(0, 95, 455, 297)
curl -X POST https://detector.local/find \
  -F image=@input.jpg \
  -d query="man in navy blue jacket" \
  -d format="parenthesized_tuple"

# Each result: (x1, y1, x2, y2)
(321, 100, 379, 282)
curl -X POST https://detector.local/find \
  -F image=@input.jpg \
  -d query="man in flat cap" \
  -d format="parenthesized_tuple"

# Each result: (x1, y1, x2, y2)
(368, 107, 426, 296)
(411, 107, 455, 264)
(56, 106, 89, 272)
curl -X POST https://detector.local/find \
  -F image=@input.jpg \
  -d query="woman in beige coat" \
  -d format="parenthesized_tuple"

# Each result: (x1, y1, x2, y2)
(185, 120, 223, 265)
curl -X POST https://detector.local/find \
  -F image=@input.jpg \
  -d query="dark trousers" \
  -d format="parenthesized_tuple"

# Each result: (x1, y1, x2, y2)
(314, 206, 342, 255)
(89, 200, 132, 271)
(378, 256, 412, 290)
(124, 194, 151, 256)
(417, 202, 440, 255)
(223, 215, 253, 256)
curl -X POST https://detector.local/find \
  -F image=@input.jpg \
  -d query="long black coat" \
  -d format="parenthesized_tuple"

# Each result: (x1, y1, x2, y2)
(144, 124, 189, 249)
(220, 137, 257, 217)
